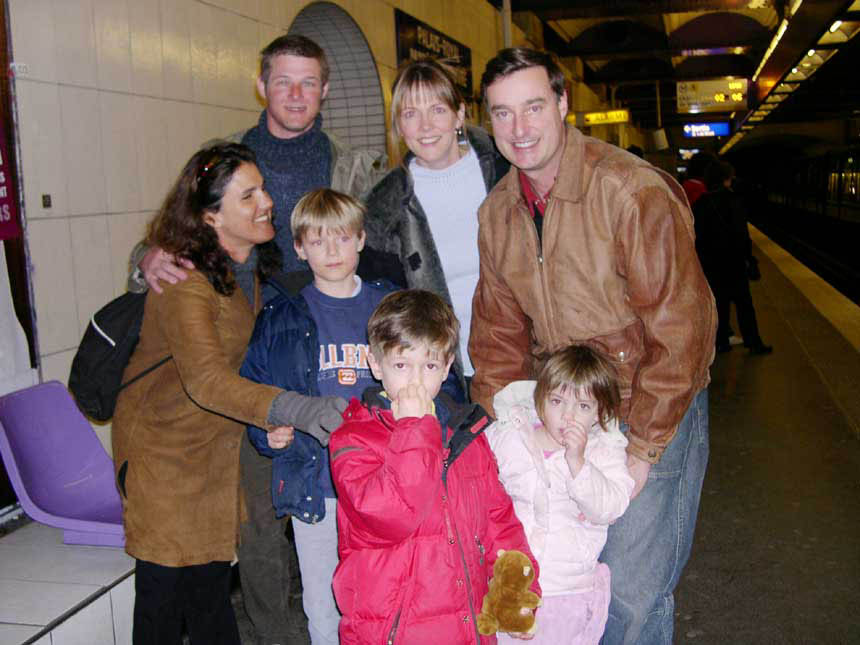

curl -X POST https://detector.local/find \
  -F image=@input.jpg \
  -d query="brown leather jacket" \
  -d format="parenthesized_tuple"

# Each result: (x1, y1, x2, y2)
(469, 126, 716, 464)
(113, 271, 282, 566)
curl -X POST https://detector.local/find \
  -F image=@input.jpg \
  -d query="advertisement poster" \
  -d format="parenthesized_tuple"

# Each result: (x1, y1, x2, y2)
(395, 9, 473, 100)
(0, 125, 21, 240)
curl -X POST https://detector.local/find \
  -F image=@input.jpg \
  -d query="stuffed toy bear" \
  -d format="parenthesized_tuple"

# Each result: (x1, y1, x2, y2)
(476, 549, 541, 636)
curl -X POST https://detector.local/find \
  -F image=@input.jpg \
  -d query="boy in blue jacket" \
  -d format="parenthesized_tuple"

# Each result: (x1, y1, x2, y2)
(241, 188, 396, 644)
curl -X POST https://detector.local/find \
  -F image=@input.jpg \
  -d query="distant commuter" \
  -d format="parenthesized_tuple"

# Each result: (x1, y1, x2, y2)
(471, 47, 716, 645)
(694, 160, 773, 355)
(113, 143, 346, 645)
(363, 58, 509, 397)
(683, 151, 717, 207)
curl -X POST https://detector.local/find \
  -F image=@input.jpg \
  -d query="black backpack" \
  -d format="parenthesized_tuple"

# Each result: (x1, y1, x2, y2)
(68, 291, 171, 422)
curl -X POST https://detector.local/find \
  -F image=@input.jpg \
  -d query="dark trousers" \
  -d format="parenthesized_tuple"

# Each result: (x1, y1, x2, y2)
(238, 432, 306, 643)
(713, 272, 763, 348)
(133, 559, 240, 645)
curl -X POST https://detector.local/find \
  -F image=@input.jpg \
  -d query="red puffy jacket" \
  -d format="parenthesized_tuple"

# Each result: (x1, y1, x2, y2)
(330, 392, 539, 644)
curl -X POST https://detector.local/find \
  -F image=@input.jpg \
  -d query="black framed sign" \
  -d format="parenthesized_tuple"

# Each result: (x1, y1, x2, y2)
(395, 9, 473, 99)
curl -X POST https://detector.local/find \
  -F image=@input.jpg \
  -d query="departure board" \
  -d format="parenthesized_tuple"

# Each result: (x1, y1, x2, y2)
(677, 79, 748, 114)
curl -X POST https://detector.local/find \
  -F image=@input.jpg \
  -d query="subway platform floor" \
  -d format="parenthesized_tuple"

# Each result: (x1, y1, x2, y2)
(673, 226, 860, 644)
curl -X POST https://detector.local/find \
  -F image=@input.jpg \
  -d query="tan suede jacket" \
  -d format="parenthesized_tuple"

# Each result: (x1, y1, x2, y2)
(112, 271, 282, 567)
(469, 126, 716, 464)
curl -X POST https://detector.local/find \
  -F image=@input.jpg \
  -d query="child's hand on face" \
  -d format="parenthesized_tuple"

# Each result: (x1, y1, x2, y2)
(561, 422, 587, 477)
(392, 383, 432, 420)
(267, 426, 295, 450)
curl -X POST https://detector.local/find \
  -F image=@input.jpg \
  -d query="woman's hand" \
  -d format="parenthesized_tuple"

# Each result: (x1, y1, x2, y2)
(267, 426, 294, 450)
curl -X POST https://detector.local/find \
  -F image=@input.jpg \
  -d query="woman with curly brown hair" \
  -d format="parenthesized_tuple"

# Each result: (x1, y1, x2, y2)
(112, 142, 347, 645)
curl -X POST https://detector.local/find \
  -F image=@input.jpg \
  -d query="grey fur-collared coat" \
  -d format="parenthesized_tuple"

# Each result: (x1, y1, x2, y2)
(363, 125, 509, 396)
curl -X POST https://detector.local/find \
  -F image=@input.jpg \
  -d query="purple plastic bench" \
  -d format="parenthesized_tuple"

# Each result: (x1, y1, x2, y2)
(0, 381, 125, 547)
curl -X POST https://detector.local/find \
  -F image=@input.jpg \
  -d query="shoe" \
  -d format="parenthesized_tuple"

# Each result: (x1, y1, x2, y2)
(748, 343, 773, 355)
(716, 343, 732, 354)
(729, 335, 743, 346)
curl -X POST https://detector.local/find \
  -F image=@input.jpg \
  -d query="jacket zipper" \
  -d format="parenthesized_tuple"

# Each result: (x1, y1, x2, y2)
(522, 201, 557, 345)
(442, 462, 482, 644)
(386, 607, 402, 645)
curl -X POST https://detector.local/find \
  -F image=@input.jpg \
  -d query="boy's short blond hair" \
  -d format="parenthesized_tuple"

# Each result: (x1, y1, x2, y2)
(291, 188, 365, 245)
(367, 290, 459, 361)
(534, 345, 621, 431)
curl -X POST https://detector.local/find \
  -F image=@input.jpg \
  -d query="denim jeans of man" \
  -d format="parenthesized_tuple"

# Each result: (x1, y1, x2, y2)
(601, 388, 709, 645)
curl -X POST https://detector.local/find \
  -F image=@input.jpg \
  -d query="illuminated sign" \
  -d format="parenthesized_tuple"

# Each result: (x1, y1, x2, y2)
(395, 10, 472, 97)
(683, 122, 730, 138)
(583, 109, 629, 125)
(679, 148, 700, 161)
(677, 78, 748, 114)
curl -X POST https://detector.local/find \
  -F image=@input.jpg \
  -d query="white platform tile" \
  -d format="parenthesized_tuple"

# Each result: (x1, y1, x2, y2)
(130, 0, 164, 98)
(8, 0, 57, 83)
(133, 97, 171, 212)
(235, 13, 262, 111)
(0, 579, 99, 626)
(0, 520, 64, 547)
(0, 624, 42, 645)
(160, 0, 193, 102)
(99, 92, 142, 214)
(14, 79, 68, 220)
(189, 2, 219, 105)
(52, 0, 98, 89)
(214, 9, 242, 109)
(0, 542, 132, 587)
(59, 86, 107, 216)
(193, 104, 226, 149)
(109, 574, 134, 645)
(27, 218, 80, 355)
(70, 215, 114, 335)
(40, 348, 77, 387)
(163, 100, 198, 180)
(93, 0, 132, 93)
(50, 591, 115, 645)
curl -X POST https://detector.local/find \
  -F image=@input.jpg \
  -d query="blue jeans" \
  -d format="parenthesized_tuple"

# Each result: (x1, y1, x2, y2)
(601, 388, 709, 645)
(292, 497, 340, 645)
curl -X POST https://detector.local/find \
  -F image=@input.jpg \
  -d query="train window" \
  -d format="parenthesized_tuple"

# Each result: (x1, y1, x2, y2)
(842, 156, 859, 203)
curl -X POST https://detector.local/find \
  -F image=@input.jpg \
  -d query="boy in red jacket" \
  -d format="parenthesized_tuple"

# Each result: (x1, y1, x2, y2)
(329, 290, 540, 644)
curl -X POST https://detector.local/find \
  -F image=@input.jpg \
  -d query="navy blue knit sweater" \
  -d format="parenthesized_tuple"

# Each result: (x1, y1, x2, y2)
(242, 111, 332, 275)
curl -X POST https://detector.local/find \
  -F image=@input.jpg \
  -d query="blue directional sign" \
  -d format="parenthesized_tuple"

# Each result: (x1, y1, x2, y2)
(683, 122, 730, 137)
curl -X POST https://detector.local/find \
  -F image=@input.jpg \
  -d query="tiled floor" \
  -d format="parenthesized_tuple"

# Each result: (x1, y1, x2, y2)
(0, 522, 133, 645)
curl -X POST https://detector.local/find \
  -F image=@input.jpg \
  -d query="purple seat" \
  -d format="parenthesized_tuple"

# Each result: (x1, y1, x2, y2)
(0, 381, 125, 547)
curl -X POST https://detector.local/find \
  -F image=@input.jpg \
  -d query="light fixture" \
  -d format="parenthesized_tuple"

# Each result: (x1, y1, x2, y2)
(830, 20, 843, 33)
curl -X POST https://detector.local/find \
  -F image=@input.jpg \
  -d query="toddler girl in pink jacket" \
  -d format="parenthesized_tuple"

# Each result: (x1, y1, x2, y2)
(486, 345, 634, 644)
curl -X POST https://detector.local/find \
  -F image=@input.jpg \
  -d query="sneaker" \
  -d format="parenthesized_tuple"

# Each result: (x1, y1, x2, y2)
(728, 335, 743, 346)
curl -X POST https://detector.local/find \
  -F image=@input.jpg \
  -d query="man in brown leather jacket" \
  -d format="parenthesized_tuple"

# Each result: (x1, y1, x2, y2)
(470, 48, 716, 645)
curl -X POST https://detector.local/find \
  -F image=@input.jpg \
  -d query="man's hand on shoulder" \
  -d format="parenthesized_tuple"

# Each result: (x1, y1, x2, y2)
(627, 453, 651, 500)
(141, 247, 194, 294)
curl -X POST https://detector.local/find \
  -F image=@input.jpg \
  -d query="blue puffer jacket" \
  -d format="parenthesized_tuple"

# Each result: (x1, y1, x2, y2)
(241, 272, 397, 523)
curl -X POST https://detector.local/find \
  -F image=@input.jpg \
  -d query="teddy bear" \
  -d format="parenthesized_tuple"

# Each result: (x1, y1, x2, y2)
(476, 548, 541, 636)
